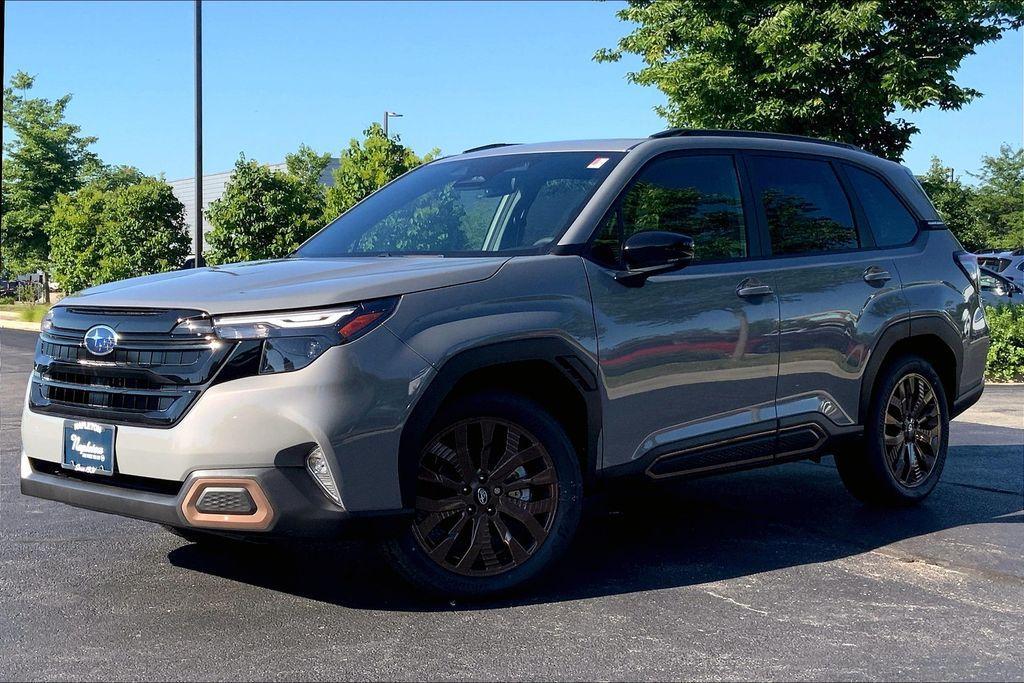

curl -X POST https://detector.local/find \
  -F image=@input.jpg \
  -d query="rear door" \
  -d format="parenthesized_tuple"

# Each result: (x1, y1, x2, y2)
(743, 153, 910, 432)
(585, 152, 782, 474)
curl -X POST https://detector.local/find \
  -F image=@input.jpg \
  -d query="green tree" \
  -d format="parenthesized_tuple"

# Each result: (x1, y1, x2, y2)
(325, 123, 438, 219)
(971, 145, 1023, 250)
(597, 2, 1024, 159)
(2, 71, 98, 292)
(205, 152, 329, 265)
(48, 167, 190, 293)
(919, 157, 985, 251)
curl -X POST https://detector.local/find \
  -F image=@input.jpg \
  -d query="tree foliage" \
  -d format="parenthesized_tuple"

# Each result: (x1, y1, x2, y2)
(48, 167, 190, 293)
(597, 1, 1024, 159)
(325, 123, 438, 219)
(204, 149, 331, 265)
(972, 145, 1024, 251)
(1, 71, 98, 274)
(920, 147, 1023, 252)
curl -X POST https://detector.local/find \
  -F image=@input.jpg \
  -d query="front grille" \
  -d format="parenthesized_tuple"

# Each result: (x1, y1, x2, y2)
(29, 306, 235, 427)
(48, 369, 161, 390)
(39, 340, 203, 367)
(44, 384, 173, 412)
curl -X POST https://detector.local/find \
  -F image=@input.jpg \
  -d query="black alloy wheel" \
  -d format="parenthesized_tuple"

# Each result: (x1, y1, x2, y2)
(413, 417, 559, 577)
(882, 373, 943, 487)
(835, 355, 949, 506)
(385, 392, 582, 597)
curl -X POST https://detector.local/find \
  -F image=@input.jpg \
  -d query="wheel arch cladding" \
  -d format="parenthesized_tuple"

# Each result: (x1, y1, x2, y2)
(859, 316, 961, 422)
(397, 338, 601, 508)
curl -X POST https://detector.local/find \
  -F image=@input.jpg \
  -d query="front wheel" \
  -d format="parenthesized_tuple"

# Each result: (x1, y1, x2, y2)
(385, 392, 583, 597)
(836, 355, 949, 505)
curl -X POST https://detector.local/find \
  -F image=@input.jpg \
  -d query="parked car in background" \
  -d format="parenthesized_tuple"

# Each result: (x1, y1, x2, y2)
(21, 129, 990, 597)
(0, 280, 18, 298)
(978, 248, 1024, 286)
(980, 267, 1024, 307)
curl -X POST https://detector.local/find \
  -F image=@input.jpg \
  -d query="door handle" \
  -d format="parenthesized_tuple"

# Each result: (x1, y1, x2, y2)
(736, 279, 774, 298)
(863, 266, 892, 284)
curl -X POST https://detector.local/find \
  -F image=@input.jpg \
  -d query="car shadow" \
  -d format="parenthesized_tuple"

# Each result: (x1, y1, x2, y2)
(167, 448, 1022, 612)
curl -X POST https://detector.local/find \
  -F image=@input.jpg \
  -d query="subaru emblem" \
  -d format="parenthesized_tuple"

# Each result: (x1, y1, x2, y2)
(83, 325, 118, 356)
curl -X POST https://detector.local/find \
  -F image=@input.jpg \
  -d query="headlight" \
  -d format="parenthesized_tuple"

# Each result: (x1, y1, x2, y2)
(211, 307, 357, 340)
(172, 298, 398, 374)
(40, 308, 55, 332)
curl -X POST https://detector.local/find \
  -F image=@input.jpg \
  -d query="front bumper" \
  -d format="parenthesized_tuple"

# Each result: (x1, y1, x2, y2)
(22, 327, 436, 512)
(20, 454, 412, 540)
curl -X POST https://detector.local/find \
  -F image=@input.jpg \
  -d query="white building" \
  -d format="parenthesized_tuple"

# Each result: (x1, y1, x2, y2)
(169, 159, 339, 256)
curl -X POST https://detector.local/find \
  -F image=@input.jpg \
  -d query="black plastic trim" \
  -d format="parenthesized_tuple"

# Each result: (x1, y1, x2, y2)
(21, 461, 413, 541)
(397, 337, 602, 508)
(857, 316, 965, 422)
(650, 128, 863, 151)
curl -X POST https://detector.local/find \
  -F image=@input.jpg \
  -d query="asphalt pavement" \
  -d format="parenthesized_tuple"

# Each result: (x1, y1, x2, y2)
(1, 327, 1022, 681)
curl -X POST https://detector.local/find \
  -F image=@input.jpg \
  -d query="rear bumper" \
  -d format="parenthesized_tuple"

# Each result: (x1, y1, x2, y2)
(20, 454, 412, 541)
(952, 380, 985, 419)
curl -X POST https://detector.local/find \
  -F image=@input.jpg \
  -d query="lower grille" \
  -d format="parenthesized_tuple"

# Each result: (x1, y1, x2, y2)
(29, 458, 184, 496)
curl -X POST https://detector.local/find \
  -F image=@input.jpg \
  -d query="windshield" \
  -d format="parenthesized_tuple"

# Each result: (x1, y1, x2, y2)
(295, 151, 624, 257)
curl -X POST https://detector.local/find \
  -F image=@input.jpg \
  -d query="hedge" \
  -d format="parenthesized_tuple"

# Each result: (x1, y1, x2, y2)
(985, 304, 1024, 383)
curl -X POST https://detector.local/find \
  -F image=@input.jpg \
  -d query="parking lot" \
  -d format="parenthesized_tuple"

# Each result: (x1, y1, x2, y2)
(1, 326, 1022, 681)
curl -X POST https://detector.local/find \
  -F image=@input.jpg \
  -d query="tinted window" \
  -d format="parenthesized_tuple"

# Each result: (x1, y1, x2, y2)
(591, 155, 746, 266)
(297, 152, 623, 256)
(845, 165, 918, 246)
(748, 156, 858, 255)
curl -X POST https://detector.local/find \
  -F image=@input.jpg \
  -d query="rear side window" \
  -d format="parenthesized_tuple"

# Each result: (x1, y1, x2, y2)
(591, 155, 747, 267)
(747, 156, 858, 255)
(845, 165, 918, 246)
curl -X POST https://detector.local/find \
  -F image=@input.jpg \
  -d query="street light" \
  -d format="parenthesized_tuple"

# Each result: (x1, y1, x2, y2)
(194, 0, 204, 267)
(383, 111, 403, 138)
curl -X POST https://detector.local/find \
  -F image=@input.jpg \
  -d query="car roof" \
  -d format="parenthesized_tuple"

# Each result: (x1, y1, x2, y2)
(437, 139, 646, 161)
(446, 132, 883, 165)
(438, 131, 940, 223)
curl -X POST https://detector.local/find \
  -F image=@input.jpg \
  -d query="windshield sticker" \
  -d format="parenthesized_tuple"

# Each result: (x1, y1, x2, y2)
(587, 157, 609, 169)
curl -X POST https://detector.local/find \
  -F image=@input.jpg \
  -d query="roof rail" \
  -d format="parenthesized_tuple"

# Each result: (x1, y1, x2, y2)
(649, 128, 862, 151)
(462, 142, 520, 154)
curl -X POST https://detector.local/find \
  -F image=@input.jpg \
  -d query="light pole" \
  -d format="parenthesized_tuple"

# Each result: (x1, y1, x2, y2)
(383, 111, 402, 138)
(194, 0, 204, 267)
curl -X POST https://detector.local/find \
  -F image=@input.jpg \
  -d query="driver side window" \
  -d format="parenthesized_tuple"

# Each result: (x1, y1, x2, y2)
(591, 155, 747, 268)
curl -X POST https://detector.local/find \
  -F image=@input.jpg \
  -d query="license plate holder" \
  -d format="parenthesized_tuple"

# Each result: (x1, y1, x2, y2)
(62, 420, 116, 476)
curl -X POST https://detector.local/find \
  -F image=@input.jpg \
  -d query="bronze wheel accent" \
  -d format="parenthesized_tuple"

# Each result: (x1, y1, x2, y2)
(883, 373, 942, 487)
(412, 417, 559, 577)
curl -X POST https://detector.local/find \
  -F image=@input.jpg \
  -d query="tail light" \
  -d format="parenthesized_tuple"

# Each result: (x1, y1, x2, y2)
(955, 252, 981, 295)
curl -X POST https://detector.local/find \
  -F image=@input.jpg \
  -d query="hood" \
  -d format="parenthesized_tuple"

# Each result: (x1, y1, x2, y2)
(61, 256, 509, 314)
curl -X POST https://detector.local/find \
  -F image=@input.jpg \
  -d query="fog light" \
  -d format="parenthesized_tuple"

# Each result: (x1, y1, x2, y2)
(306, 447, 343, 507)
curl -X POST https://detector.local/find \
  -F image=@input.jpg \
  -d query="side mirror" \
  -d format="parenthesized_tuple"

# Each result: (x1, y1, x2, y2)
(617, 231, 694, 285)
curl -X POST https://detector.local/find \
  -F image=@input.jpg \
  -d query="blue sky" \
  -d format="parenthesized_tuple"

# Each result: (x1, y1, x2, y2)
(4, 1, 1022, 181)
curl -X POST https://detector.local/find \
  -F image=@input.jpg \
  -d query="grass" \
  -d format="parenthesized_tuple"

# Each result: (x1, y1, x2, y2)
(16, 304, 50, 323)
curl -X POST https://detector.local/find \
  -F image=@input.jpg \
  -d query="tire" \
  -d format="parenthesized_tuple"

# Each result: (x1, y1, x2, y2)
(385, 391, 583, 598)
(835, 355, 949, 505)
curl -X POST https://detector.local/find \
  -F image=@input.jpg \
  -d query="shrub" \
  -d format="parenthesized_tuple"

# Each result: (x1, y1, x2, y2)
(15, 283, 39, 304)
(985, 305, 1024, 383)
(18, 304, 49, 323)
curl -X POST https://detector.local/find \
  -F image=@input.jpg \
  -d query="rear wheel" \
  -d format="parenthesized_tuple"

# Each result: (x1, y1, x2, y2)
(836, 355, 949, 505)
(386, 392, 582, 597)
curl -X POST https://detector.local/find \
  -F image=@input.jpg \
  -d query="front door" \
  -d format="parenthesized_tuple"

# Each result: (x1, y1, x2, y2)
(585, 153, 781, 473)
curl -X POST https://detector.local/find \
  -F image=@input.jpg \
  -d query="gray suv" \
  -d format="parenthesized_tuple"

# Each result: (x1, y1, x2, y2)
(21, 130, 989, 596)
